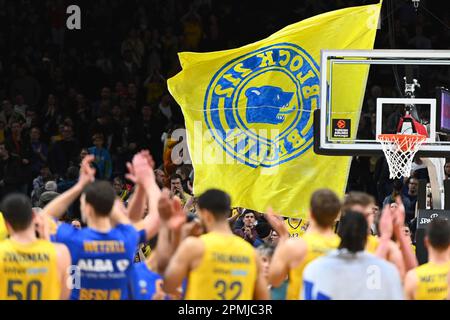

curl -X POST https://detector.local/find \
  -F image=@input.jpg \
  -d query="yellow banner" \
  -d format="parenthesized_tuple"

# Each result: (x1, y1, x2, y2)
(168, 3, 381, 218)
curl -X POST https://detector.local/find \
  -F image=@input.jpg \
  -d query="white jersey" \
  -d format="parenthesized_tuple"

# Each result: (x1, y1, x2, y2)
(302, 249, 404, 300)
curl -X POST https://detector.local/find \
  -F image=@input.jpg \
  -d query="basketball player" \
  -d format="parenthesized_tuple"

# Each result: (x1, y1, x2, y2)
(342, 192, 416, 277)
(161, 189, 269, 299)
(41, 152, 160, 300)
(268, 189, 341, 300)
(404, 218, 450, 300)
(0, 194, 71, 300)
(303, 211, 403, 300)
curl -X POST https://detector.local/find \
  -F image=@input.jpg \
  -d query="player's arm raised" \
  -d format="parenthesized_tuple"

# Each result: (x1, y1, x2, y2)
(156, 189, 186, 274)
(126, 150, 161, 240)
(269, 238, 306, 287)
(41, 155, 95, 220)
(392, 197, 418, 272)
(162, 236, 203, 294)
(253, 251, 270, 300)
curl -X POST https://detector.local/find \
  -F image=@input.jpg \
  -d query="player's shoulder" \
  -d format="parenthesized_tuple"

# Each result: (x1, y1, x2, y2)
(181, 236, 205, 252)
(285, 236, 307, 251)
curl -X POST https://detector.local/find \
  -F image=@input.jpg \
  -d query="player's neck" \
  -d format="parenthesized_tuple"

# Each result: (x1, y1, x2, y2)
(308, 220, 334, 235)
(87, 216, 112, 232)
(10, 228, 38, 244)
(428, 248, 450, 265)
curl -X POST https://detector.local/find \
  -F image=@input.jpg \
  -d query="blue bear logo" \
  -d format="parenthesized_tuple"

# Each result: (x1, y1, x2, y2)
(245, 86, 295, 124)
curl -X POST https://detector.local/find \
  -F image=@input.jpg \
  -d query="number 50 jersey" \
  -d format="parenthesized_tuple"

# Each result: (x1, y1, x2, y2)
(184, 232, 257, 300)
(0, 239, 60, 300)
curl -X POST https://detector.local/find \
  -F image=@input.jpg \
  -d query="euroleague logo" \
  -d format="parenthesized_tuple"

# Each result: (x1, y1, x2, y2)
(337, 120, 347, 129)
(204, 43, 320, 168)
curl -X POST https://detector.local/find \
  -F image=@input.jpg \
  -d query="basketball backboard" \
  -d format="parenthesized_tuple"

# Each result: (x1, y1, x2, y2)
(314, 49, 450, 157)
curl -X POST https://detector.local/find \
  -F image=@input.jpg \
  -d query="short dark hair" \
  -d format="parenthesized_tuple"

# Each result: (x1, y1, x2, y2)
(426, 218, 450, 251)
(66, 166, 79, 180)
(310, 189, 341, 228)
(170, 173, 182, 182)
(337, 210, 368, 253)
(197, 189, 231, 220)
(256, 222, 272, 239)
(1, 194, 33, 231)
(342, 192, 375, 212)
(83, 181, 116, 217)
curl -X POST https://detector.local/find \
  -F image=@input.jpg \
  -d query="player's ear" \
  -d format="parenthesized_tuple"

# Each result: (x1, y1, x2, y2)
(424, 236, 430, 250)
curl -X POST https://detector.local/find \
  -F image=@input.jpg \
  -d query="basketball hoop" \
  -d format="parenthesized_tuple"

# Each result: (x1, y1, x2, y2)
(377, 134, 426, 179)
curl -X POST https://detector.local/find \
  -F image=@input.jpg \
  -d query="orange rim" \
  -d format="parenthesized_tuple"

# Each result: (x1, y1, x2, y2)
(377, 134, 426, 152)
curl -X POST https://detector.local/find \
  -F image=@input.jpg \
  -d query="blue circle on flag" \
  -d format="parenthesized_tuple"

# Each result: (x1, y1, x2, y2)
(204, 43, 320, 168)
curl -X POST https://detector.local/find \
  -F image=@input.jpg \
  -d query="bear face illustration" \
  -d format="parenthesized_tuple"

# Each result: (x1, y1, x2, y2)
(245, 86, 295, 125)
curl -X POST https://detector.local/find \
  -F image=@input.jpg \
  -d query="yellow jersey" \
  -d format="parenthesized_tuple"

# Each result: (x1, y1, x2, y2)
(287, 232, 340, 300)
(185, 232, 257, 300)
(284, 218, 308, 238)
(414, 261, 450, 300)
(0, 239, 61, 300)
(0, 213, 7, 241)
(366, 234, 379, 254)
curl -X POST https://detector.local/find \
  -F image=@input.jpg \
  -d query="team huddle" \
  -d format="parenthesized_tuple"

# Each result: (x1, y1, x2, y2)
(0, 151, 449, 300)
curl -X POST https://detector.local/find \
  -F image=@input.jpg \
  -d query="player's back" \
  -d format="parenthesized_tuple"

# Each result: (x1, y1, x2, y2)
(129, 261, 165, 300)
(185, 232, 257, 300)
(55, 223, 138, 300)
(414, 261, 450, 300)
(0, 239, 60, 300)
(287, 231, 340, 300)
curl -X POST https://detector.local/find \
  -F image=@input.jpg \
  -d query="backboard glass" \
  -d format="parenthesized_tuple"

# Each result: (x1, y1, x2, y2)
(314, 49, 450, 157)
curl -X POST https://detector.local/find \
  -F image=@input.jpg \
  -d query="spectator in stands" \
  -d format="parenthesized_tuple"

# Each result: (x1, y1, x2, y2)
(234, 210, 262, 247)
(42, 94, 62, 138)
(57, 166, 79, 193)
(137, 105, 164, 165)
(402, 177, 419, 223)
(88, 133, 112, 180)
(29, 126, 48, 178)
(0, 143, 26, 198)
(10, 66, 41, 108)
(444, 160, 450, 179)
(113, 176, 129, 201)
(48, 124, 80, 178)
(170, 173, 191, 206)
(383, 179, 403, 207)
(0, 100, 24, 129)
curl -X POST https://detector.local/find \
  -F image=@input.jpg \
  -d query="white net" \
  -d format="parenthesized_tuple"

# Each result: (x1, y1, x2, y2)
(377, 134, 426, 179)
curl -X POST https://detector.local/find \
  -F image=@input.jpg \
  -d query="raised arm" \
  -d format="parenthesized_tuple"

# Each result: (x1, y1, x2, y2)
(375, 205, 394, 259)
(41, 155, 95, 220)
(392, 197, 418, 272)
(269, 238, 306, 287)
(155, 189, 186, 274)
(265, 208, 290, 240)
(125, 151, 162, 239)
(162, 236, 203, 295)
(253, 251, 270, 300)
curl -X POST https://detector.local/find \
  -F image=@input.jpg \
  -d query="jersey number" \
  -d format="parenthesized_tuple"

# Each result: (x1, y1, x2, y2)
(214, 280, 242, 300)
(7, 280, 42, 300)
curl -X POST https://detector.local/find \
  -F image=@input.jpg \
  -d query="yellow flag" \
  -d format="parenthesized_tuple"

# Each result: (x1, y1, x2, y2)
(168, 3, 381, 218)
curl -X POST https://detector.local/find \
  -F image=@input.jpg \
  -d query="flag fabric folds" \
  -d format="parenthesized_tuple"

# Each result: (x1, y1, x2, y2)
(168, 3, 381, 218)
